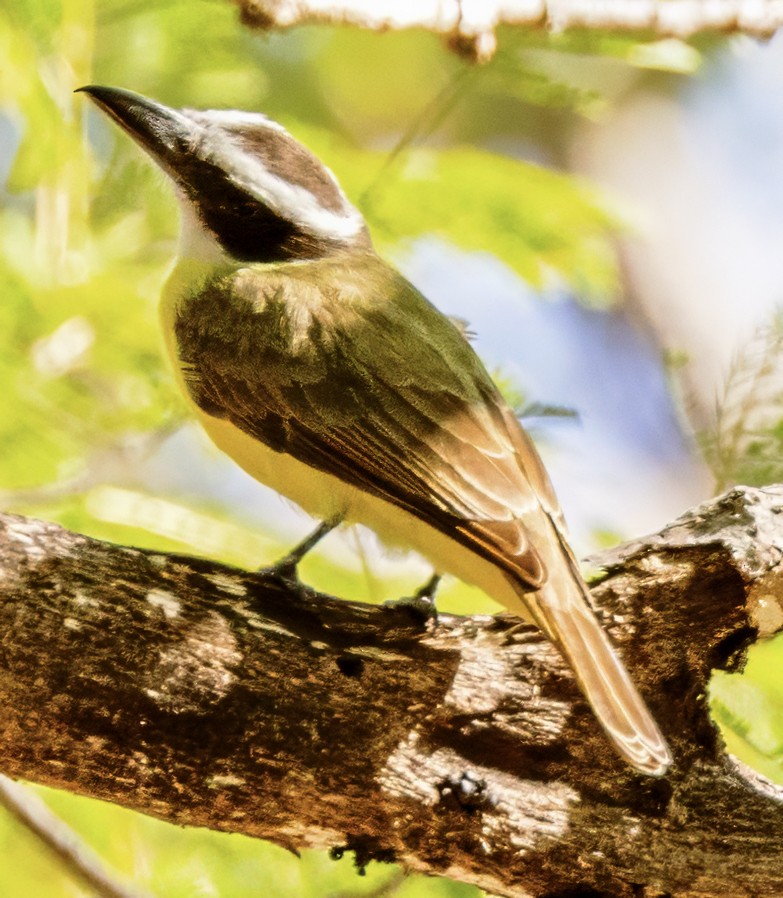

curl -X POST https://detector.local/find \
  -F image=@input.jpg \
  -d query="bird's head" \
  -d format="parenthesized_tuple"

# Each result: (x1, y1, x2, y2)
(78, 85, 370, 264)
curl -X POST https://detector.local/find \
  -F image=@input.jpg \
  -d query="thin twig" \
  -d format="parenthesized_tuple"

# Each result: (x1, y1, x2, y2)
(0, 775, 152, 898)
(359, 65, 474, 208)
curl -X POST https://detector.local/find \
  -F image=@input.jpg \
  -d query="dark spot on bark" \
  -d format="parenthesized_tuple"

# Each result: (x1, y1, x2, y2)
(629, 775, 673, 816)
(710, 624, 757, 672)
(437, 771, 496, 815)
(335, 655, 363, 678)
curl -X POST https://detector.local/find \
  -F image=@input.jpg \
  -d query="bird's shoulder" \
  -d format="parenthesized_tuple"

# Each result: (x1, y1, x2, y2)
(176, 252, 485, 391)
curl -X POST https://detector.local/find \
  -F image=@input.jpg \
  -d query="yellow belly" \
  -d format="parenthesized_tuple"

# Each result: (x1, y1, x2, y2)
(198, 410, 528, 618)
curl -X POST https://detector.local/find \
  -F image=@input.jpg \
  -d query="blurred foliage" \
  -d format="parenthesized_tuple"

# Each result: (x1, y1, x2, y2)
(0, 1, 781, 895)
(700, 311, 783, 786)
(711, 635, 783, 784)
(701, 309, 783, 492)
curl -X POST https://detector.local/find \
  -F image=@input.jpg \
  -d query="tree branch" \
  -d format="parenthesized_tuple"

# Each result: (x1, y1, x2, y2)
(235, 0, 783, 62)
(0, 486, 782, 896)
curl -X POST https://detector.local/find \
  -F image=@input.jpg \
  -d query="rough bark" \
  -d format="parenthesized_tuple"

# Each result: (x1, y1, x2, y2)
(0, 485, 782, 897)
(235, 0, 783, 62)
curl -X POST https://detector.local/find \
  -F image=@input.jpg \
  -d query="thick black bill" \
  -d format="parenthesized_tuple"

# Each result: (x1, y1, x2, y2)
(76, 85, 195, 169)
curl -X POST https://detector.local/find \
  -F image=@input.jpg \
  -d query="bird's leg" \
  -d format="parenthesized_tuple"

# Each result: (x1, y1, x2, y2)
(414, 572, 441, 605)
(265, 517, 341, 580)
(385, 572, 442, 622)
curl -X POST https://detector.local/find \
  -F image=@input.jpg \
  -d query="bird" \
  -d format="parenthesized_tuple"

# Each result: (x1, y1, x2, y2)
(78, 84, 671, 776)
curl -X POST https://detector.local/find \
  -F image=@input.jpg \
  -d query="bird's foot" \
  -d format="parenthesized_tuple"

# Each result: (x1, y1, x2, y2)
(384, 573, 441, 623)
(263, 518, 341, 581)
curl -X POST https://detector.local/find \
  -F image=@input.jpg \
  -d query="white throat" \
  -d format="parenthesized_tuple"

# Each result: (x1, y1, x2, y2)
(176, 193, 233, 265)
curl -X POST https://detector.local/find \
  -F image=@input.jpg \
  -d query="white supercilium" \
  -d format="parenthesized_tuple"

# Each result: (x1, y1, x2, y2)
(186, 109, 365, 243)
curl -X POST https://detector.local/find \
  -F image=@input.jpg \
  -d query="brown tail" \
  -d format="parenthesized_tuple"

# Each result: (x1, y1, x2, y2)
(518, 527, 671, 775)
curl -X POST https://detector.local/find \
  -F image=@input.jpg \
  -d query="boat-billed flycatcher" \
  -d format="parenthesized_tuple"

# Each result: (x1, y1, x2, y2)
(78, 85, 671, 776)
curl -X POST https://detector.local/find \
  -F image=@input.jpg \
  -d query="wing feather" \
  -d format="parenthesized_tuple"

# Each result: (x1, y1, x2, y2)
(175, 256, 555, 587)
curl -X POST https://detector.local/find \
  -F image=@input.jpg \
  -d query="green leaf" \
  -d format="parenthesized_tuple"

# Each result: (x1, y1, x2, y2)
(369, 147, 620, 300)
